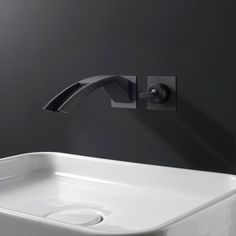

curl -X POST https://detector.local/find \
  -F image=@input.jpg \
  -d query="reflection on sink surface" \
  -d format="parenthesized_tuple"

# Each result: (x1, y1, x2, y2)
(0, 152, 235, 236)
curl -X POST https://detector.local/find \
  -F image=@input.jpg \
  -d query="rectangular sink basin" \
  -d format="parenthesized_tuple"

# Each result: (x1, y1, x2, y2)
(0, 152, 235, 236)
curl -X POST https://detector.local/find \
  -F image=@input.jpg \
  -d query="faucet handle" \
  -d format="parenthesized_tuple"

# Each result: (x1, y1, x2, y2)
(140, 84, 170, 104)
(139, 88, 159, 99)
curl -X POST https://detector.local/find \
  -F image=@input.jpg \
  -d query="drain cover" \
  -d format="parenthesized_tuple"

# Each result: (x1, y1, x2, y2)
(47, 209, 103, 226)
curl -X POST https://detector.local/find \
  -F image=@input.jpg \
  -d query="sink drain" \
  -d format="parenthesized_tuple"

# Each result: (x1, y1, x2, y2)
(47, 209, 103, 226)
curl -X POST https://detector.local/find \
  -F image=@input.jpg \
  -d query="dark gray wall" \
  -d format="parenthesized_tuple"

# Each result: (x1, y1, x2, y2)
(0, 0, 235, 174)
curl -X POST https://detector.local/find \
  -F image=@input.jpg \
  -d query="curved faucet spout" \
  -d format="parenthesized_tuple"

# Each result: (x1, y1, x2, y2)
(43, 75, 135, 113)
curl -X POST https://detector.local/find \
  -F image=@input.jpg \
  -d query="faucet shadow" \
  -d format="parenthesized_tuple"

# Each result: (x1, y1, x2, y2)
(134, 96, 235, 174)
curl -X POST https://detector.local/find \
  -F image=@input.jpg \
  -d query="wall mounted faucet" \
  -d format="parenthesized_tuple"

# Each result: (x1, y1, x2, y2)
(43, 75, 137, 113)
(43, 75, 176, 112)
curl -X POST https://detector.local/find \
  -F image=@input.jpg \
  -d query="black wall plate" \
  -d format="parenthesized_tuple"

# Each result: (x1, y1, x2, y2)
(146, 76, 177, 111)
(111, 76, 137, 109)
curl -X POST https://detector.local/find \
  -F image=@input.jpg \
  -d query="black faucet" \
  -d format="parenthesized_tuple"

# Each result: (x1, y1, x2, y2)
(43, 75, 135, 113)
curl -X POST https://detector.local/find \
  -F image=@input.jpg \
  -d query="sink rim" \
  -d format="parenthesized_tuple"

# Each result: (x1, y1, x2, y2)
(0, 152, 235, 235)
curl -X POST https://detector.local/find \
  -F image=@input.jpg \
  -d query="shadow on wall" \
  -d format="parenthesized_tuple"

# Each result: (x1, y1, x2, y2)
(134, 96, 235, 174)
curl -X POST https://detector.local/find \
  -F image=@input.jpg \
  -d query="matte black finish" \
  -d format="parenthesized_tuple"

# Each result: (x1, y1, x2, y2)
(0, 0, 236, 174)
(140, 84, 170, 104)
(145, 76, 177, 111)
(43, 75, 136, 112)
(111, 76, 137, 109)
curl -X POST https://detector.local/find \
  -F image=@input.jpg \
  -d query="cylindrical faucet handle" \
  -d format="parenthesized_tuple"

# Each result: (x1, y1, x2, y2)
(139, 84, 170, 104)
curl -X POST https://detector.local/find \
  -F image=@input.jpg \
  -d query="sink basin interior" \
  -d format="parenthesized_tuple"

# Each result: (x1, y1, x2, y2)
(0, 152, 235, 234)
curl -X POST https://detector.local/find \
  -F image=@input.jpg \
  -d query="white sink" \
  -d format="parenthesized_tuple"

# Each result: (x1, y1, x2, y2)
(0, 152, 235, 236)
